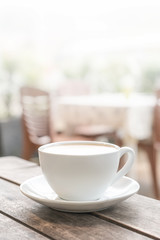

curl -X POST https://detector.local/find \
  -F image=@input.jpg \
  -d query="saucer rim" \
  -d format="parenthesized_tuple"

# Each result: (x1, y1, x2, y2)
(20, 175, 140, 206)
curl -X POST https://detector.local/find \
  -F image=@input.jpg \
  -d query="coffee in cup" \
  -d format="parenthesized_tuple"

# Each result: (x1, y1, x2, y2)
(38, 141, 135, 201)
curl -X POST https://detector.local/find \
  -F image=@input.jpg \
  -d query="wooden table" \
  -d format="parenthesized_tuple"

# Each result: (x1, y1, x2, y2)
(0, 156, 160, 240)
(55, 93, 155, 141)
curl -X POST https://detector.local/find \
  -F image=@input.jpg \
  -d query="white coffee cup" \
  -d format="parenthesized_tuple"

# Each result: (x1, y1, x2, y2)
(38, 141, 135, 201)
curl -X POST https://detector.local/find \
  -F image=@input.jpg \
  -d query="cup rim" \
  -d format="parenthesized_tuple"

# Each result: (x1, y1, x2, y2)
(38, 141, 119, 157)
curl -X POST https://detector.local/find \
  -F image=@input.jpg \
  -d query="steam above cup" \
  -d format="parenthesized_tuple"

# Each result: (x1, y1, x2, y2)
(38, 141, 135, 201)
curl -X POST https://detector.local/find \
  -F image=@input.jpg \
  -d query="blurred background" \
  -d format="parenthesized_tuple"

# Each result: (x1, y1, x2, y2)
(0, 0, 160, 199)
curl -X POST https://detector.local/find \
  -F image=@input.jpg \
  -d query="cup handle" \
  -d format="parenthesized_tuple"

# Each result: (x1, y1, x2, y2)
(111, 147, 135, 185)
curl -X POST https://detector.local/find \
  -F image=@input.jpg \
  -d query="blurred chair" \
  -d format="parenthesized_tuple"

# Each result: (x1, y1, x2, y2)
(57, 81, 122, 146)
(20, 86, 54, 160)
(73, 124, 122, 146)
(20, 86, 90, 160)
(138, 95, 160, 199)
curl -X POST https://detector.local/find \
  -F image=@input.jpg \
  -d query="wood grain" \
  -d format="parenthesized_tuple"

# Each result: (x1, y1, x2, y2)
(0, 156, 42, 184)
(92, 194, 160, 239)
(0, 156, 37, 169)
(0, 213, 49, 240)
(0, 179, 150, 240)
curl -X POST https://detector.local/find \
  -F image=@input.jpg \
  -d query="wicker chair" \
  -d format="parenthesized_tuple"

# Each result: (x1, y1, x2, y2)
(20, 86, 54, 160)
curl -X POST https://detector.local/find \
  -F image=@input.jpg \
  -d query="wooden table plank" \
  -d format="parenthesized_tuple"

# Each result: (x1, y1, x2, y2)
(92, 194, 160, 239)
(0, 213, 50, 240)
(0, 156, 42, 184)
(0, 156, 37, 169)
(0, 179, 150, 240)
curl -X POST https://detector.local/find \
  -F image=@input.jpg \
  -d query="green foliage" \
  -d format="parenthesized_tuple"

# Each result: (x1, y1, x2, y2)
(139, 66, 160, 92)
(62, 62, 91, 80)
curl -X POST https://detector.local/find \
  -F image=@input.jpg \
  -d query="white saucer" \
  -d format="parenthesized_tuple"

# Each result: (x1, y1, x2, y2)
(20, 175, 140, 213)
